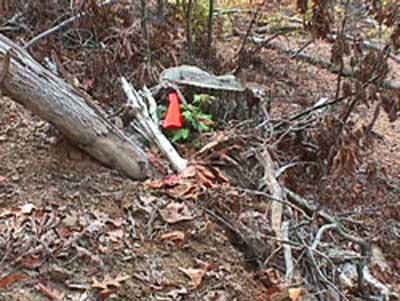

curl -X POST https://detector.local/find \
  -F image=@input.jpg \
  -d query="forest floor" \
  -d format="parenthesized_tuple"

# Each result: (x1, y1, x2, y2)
(1, 2, 399, 301)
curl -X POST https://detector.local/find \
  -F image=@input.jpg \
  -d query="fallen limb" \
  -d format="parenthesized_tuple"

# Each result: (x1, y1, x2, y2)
(251, 37, 400, 90)
(214, 7, 255, 16)
(284, 188, 367, 248)
(339, 262, 399, 300)
(335, 33, 400, 64)
(257, 149, 285, 238)
(284, 187, 370, 296)
(282, 221, 294, 282)
(0, 33, 155, 180)
(255, 20, 400, 63)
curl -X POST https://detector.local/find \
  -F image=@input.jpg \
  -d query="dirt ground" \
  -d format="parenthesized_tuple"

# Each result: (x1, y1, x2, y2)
(0, 95, 267, 300)
(1, 2, 400, 300)
(1, 48, 399, 299)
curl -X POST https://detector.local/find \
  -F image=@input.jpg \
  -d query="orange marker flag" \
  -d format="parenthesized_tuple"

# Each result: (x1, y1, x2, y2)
(163, 92, 184, 129)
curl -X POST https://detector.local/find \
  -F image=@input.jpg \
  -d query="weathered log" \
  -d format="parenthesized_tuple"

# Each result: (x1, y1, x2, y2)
(0, 33, 156, 180)
(251, 37, 400, 90)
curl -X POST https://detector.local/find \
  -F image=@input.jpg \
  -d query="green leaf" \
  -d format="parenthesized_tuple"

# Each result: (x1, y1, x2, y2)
(182, 111, 195, 127)
(157, 105, 167, 119)
(171, 128, 190, 143)
(198, 122, 210, 132)
(193, 94, 214, 106)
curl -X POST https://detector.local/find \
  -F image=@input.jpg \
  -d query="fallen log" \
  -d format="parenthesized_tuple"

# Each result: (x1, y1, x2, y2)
(251, 36, 400, 90)
(0, 33, 156, 180)
(255, 21, 400, 63)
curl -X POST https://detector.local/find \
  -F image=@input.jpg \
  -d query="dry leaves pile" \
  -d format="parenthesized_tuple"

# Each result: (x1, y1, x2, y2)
(0, 202, 132, 299)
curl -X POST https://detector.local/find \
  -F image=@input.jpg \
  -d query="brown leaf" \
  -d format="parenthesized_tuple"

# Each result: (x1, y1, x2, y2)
(159, 202, 194, 224)
(179, 267, 207, 289)
(76, 246, 104, 265)
(288, 288, 303, 301)
(92, 277, 108, 291)
(163, 174, 183, 187)
(182, 165, 196, 178)
(161, 230, 186, 245)
(98, 289, 114, 300)
(195, 165, 216, 188)
(21, 257, 44, 270)
(82, 79, 94, 91)
(107, 229, 124, 242)
(104, 274, 130, 288)
(197, 133, 226, 155)
(0, 176, 8, 184)
(92, 274, 130, 291)
(196, 165, 215, 180)
(0, 274, 25, 290)
(35, 282, 64, 301)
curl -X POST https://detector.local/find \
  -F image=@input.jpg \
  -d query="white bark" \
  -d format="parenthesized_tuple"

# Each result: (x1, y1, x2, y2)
(121, 77, 188, 173)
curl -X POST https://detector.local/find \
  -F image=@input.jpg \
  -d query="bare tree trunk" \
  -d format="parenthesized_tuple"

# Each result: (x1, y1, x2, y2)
(186, 0, 193, 59)
(140, 0, 152, 79)
(0, 33, 156, 180)
(156, 0, 164, 18)
(206, 0, 214, 66)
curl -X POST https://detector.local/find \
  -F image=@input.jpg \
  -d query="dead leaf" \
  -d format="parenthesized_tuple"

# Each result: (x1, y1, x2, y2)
(76, 246, 104, 266)
(163, 174, 182, 186)
(82, 79, 94, 91)
(35, 282, 64, 301)
(0, 176, 8, 184)
(146, 179, 165, 189)
(197, 133, 226, 155)
(20, 203, 36, 214)
(92, 274, 130, 290)
(0, 207, 20, 218)
(203, 290, 230, 301)
(261, 286, 287, 301)
(107, 217, 124, 228)
(193, 164, 216, 188)
(159, 202, 194, 224)
(0, 274, 25, 290)
(182, 165, 196, 178)
(107, 275, 131, 288)
(179, 267, 207, 289)
(21, 257, 44, 270)
(108, 229, 124, 242)
(146, 175, 183, 189)
(161, 230, 185, 244)
(196, 165, 215, 180)
(92, 277, 108, 291)
(288, 288, 303, 301)
(98, 289, 114, 299)
(166, 286, 188, 298)
(167, 183, 198, 200)
(91, 274, 129, 300)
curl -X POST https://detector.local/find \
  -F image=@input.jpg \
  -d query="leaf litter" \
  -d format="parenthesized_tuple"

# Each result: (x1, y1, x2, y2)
(0, 1, 399, 300)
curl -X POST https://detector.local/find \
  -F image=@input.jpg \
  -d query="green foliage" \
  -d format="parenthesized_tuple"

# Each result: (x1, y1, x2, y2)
(159, 93, 213, 144)
(192, 93, 214, 107)
(169, 128, 190, 143)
